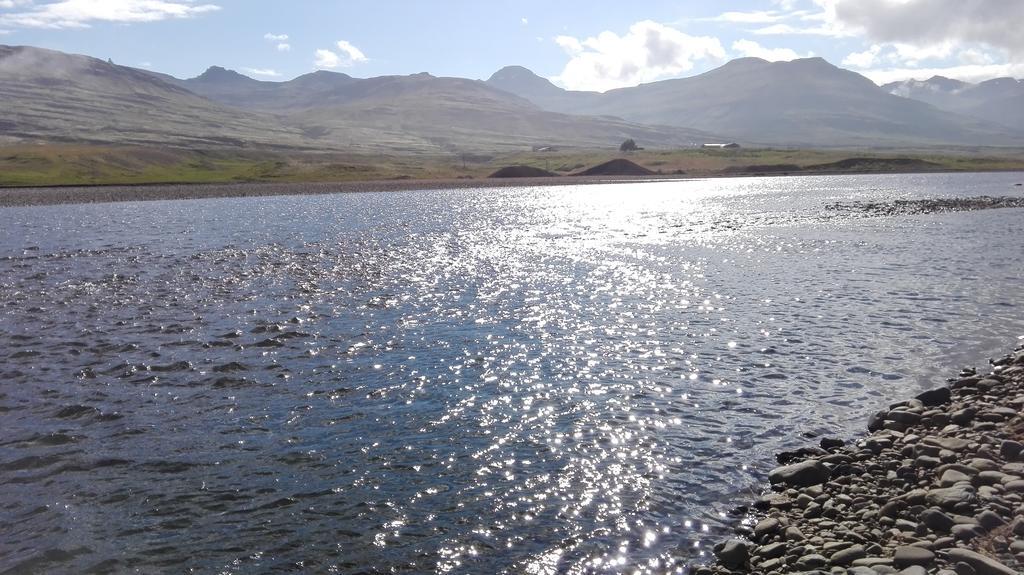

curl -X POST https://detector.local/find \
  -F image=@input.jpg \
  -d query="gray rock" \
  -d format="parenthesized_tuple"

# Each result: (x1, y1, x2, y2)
(922, 436, 971, 451)
(830, 544, 866, 565)
(794, 553, 829, 569)
(759, 541, 787, 559)
(713, 538, 750, 570)
(769, 459, 830, 487)
(915, 387, 952, 406)
(943, 548, 1017, 575)
(893, 546, 935, 568)
(921, 508, 956, 532)
(925, 485, 976, 510)
(951, 408, 977, 425)
(954, 563, 976, 575)
(1004, 479, 1024, 492)
(975, 509, 1005, 531)
(754, 516, 782, 541)
(899, 566, 928, 575)
(888, 410, 922, 425)
(951, 523, 983, 540)
(940, 469, 972, 487)
(785, 525, 805, 541)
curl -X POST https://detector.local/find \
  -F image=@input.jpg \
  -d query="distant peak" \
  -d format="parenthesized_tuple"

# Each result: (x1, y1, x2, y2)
(194, 65, 251, 82)
(785, 56, 834, 68)
(489, 65, 541, 79)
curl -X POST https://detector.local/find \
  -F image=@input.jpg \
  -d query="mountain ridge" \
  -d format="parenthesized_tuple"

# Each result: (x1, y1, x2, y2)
(3, 44, 1024, 152)
(484, 58, 1023, 147)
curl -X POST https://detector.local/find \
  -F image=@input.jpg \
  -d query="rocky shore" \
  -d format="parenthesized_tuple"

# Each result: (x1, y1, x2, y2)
(825, 196, 1024, 217)
(705, 344, 1024, 575)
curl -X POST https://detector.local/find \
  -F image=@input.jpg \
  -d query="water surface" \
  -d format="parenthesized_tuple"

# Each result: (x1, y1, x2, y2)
(1, 172, 1023, 574)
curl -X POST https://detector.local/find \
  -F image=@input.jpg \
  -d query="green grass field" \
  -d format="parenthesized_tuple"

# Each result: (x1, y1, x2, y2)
(3, 143, 1024, 187)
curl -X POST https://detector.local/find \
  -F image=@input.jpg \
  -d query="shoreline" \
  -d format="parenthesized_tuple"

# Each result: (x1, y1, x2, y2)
(2, 167, 1022, 208)
(704, 345, 1024, 575)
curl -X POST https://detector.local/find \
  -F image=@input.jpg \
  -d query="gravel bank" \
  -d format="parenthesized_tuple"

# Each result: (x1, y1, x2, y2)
(0, 176, 660, 208)
(825, 196, 1024, 217)
(705, 344, 1024, 575)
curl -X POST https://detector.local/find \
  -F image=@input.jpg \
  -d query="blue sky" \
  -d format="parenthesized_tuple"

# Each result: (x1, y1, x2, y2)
(1, 0, 1022, 89)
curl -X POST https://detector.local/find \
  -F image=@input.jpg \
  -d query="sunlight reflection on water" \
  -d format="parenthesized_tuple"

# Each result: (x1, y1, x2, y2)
(0, 173, 1023, 574)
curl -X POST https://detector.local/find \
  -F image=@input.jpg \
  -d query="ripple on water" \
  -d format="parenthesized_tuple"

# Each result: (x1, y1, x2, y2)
(0, 173, 1022, 573)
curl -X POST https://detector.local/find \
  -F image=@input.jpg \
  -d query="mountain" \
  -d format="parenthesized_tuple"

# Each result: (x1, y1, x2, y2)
(0, 45, 312, 149)
(0, 44, 719, 153)
(138, 63, 718, 152)
(486, 65, 600, 113)
(4, 44, 1023, 153)
(486, 58, 1024, 147)
(883, 76, 1024, 131)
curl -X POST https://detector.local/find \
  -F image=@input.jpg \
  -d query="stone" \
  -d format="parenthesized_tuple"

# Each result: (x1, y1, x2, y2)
(1004, 479, 1024, 492)
(921, 508, 956, 532)
(951, 523, 983, 541)
(794, 553, 829, 570)
(785, 526, 805, 541)
(951, 408, 977, 425)
(713, 539, 750, 570)
(943, 548, 1018, 575)
(830, 544, 866, 565)
(925, 485, 977, 510)
(899, 566, 928, 575)
(754, 517, 783, 541)
(975, 510, 1005, 531)
(821, 437, 845, 450)
(922, 436, 971, 452)
(888, 410, 922, 425)
(940, 469, 972, 487)
(955, 562, 977, 575)
(868, 410, 889, 432)
(893, 546, 935, 568)
(759, 541, 787, 559)
(769, 459, 830, 488)
(915, 387, 952, 406)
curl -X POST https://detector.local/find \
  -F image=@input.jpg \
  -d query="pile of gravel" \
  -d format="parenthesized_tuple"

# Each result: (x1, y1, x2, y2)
(703, 345, 1024, 575)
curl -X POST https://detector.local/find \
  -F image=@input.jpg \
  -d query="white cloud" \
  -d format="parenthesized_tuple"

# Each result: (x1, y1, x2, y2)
(0, 0, 32, 8)
(243, 67, 280, 78)
(832, 0, 1024, 58)
(731, 39, 803, 61)
(313, 40, 367, 69)
(746, 0, 854, 38)
(959, 48, 995, 66)
(710, 11, 784, 24)
(276, 42, 290, 52)
(842, 45, 882, 69)
(139, 60, 153, 67)
(552, 20, 726, 92)
(844, 42, 977, 70)
(313, 48, 340, 69)
(263, 32, 288, 42)
(521, 17, 527, 25)
(0, 0, 220, 29)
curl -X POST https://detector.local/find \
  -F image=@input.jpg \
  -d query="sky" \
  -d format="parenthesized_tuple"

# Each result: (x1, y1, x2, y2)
(1, 0, 1023, 90)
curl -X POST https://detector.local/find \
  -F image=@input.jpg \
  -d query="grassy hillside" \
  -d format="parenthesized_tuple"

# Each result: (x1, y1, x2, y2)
(3, 144, 1024, 187)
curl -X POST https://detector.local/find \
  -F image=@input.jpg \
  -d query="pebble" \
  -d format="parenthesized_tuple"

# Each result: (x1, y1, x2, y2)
(703, 346, 1024, 575)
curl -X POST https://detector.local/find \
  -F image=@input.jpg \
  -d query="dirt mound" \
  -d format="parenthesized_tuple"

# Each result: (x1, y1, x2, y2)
(807, 157, 942, 171)
(574, 158, 655, 176)
(488, 165, 556, 178)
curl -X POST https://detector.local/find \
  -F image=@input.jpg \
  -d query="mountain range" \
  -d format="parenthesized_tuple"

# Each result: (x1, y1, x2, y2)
(882, 76, 1024, 132)
(2, 44, 1023, 153)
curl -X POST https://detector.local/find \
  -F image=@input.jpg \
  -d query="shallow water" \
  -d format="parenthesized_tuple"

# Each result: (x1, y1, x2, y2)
(1, 172, 1023, 574)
